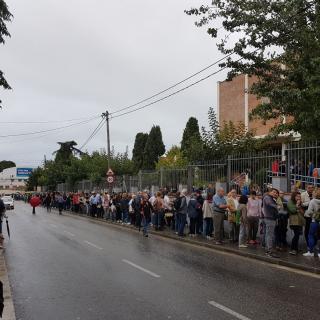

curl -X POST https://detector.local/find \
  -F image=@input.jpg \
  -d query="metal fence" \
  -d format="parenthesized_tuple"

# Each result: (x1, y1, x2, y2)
(54, 140, 320, 194)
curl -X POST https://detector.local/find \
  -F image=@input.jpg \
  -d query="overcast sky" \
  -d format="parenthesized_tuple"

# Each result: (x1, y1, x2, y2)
(1, 0, 228, 168)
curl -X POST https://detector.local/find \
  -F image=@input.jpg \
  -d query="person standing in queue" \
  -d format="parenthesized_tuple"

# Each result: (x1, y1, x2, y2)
(141, 193, 153, 237)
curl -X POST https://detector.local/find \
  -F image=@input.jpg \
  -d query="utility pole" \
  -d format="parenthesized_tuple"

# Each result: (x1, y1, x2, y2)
(102, 110, 113, 195)
(102, 110, 111, 170)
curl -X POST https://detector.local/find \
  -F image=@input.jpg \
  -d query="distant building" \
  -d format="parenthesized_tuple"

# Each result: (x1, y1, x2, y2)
(0, 167, 34, 192)
(217, 74, 282, 138)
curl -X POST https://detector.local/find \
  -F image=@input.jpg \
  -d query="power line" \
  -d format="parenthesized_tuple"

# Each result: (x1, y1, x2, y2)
(110, 63, 231, 120)
(0, 116, 99, 124)
(0, 116, 100, 138)
(79, 117, 105, 151)
(110, 4, 312, 120)
(109, 53, 234, 116)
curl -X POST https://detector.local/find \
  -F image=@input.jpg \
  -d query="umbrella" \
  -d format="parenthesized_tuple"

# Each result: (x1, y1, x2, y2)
(30, 196, 41, 208)
(5, 215, 10, 239)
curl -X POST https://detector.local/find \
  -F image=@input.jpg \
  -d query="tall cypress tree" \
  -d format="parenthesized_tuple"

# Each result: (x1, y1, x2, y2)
(0, 0, 13, 108)
(132, 132, 149, 171)
(143, 126, 165, 170)
(181, 117, 202, 160)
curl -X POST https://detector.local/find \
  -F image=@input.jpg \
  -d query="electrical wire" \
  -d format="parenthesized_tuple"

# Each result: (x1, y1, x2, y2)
(109, 53, 234, 116)
(110, 4, 312, 120)
(0, 115, 100, 124)
(79, 117, 105, 150)
(0, 116, 100, 138)
(110, 63, 231, 120)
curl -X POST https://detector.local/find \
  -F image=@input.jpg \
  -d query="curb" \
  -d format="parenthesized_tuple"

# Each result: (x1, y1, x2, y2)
(0, 251, 16, 320)
(62, 211, 320, 275)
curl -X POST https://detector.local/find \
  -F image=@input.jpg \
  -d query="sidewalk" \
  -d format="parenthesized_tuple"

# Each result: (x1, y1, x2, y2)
(0, 251, 16, 320)
(64, 212, 320, 275)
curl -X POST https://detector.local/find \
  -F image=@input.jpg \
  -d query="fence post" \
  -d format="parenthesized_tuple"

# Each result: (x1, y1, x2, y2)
(138, 170, 142, 191)
(160, 168, 164, 189)
(187, 165, 193, 193)
(286, 146, 291, 192)
(227, 155, 231, 192)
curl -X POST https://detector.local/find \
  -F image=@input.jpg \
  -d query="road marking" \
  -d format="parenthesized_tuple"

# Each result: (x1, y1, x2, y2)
(122, 259, 160, 278)
(63, 230, 75, 237)
(50, 223, 58, 228)
(208, 301, 251, 320)
(83, 240, 103, 250)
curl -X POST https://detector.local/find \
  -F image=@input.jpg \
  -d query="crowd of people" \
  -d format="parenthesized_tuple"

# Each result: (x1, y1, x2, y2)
(30, 184, 320, 258)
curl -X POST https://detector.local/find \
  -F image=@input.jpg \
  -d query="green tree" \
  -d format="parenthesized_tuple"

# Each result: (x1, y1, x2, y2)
(132, 132, 149, 171)
(186, 1, 320, 138)
(181, 117, 202, 161)
(0, 160, 15, 172)
(0, 0, 12, 108)
(143, 126, 165, 170)
(156, 146, 188, 169)
(26, 167, 44, 191)
(53, 141, 79, 165)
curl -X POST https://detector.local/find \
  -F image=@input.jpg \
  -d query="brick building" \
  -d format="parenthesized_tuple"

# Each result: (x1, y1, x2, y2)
(217, 74, 281, 137)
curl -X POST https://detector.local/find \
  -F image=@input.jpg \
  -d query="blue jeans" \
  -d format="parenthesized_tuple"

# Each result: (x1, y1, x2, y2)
(142, 216, 149, 235)
(204, 218, 213, 237)
(177, 213, 187, 236)
(122, 210, 128, 223)
(154, 210, 164, 228)
(308, 221, 319, 253)
(174, 212, 179, 232)
(265, 219, 276, 252)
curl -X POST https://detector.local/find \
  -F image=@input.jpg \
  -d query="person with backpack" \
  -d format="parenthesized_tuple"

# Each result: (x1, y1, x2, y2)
(187, 193, 199, 237)
(153, 192, 164, 231)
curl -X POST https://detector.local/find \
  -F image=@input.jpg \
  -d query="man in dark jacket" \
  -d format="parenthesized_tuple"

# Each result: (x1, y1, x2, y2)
(195, 190, 204, 235)
(263, 188, 279, 257)
(0, 199, 5, 249)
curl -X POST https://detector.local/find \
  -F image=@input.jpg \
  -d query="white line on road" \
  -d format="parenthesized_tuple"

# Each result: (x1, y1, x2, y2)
(208, 301, 252, 320)
(50, 224, 58, 228)
(122, 259, 161, 278)
(83, 241, 103, 250)
(63, 230, 75, 237)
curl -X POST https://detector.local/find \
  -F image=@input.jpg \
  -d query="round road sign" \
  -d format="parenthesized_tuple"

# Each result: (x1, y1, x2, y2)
(107, 176, 114, 184)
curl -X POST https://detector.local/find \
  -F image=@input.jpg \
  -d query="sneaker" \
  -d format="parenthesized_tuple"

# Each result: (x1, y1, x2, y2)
(289, 250, 297, 256)
(303, 251, 313, 257)
(239, 244, 248, 248)
(144, 234, 148, 237)
(266, 252, 280, 258)
(249, 240, 255, 245)
(215, 241, 223, 245)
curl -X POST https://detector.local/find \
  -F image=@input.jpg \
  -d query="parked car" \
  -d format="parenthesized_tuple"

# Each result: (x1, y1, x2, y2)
(2, 195, 14, 210)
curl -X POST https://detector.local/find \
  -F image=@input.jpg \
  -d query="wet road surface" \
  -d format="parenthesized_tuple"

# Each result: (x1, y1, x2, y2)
(5, 202, 320, 320)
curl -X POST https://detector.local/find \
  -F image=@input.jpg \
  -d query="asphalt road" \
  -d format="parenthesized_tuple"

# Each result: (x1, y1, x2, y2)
(4, 202, 320, 320)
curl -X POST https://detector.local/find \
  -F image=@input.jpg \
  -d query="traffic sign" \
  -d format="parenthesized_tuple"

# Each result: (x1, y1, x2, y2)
(107, 169, 114, 176)
(107, 176, 114, 184)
